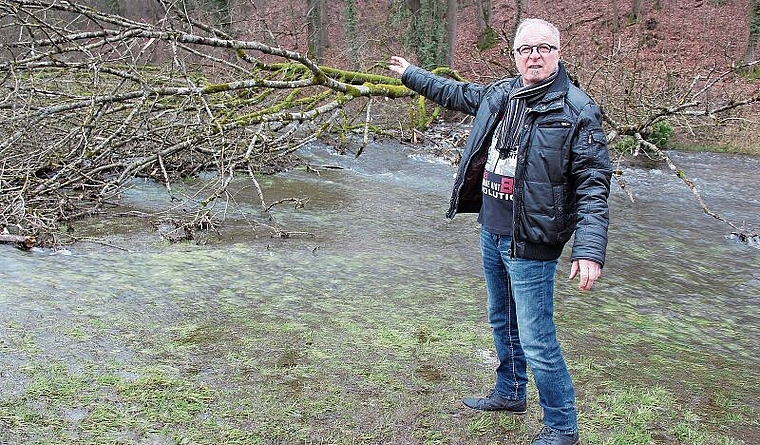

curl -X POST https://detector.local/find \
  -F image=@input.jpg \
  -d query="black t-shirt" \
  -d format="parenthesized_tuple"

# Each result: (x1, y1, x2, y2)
(478, 134, 518, 235)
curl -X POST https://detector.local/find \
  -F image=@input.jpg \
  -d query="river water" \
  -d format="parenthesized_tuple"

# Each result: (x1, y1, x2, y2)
(1, 142, 758, 442)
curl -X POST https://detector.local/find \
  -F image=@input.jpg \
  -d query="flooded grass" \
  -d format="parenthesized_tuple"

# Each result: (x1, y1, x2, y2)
(1, 241, 757, 444)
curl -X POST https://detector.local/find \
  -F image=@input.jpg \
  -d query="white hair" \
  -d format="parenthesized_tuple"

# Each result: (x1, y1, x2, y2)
(514, 18, 561, 50)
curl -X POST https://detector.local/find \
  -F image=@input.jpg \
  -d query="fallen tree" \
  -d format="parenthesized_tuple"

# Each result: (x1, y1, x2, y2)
(0, 233, 36, 249)
(0, 0, 416, 245)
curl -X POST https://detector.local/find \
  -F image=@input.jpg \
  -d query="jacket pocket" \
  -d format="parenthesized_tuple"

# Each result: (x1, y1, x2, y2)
(518, 181, 574, 246)
(552, 184, 574, 242)
(538, 119, 572, 129)
(534, 119, 573, 149)
(582, 128, 612, 169)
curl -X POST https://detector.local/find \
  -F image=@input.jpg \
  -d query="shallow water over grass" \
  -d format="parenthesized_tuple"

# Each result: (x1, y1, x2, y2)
(1, 143, 758, 444)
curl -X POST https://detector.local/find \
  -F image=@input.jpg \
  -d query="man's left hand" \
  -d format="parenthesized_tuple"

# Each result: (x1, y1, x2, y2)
(569, 259, 602, 292)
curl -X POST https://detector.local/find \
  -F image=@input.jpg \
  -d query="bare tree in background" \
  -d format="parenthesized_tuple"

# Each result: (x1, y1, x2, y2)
(630, 0, 643, 23)
(474, 0, 495, 50)
(611, 0, 621, 33)
(578, 37, 760, 238)
(512, 0, 524, 43)
(306, 0, 329, 63)
(445, 0, 457, 66)
(745, 0, 760, 67)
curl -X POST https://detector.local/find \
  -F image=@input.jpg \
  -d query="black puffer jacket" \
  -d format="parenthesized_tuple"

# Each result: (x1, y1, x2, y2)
(402, 62, 612, 266)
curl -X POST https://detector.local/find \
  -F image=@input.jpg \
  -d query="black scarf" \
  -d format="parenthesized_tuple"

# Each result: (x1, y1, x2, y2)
(495, 70, 559, 159)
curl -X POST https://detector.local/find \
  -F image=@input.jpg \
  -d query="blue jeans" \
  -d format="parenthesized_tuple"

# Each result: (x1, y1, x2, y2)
(480, 228, 577, 435)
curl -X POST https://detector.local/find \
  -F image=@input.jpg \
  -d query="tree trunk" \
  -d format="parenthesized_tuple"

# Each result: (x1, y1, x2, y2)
(407, 0, 421, 14)
(344, 0, 360, 69)
(745, 0, 760, 65)
(0, 234, 36, 249)
(611, 0, 621, 33)
(445, 0, 457, 66)
(475, 0, 495, 51)
(631, 0, 643, 23)
(407, 0, 422, 63)
(306, 0, 329, 63)
(512, 0, 525, 44)
(405, 0, 446, 69)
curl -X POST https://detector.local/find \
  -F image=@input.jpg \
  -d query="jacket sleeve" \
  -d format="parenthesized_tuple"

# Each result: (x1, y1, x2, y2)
(401, 65, 486, 116)
(569, 102, 612, 267)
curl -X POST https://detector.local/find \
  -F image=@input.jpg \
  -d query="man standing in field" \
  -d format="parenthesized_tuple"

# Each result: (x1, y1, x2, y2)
(389, 18, 612, 445)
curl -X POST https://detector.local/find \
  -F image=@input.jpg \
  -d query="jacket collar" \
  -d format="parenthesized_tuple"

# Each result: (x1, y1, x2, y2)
(527, 62, 569, 102)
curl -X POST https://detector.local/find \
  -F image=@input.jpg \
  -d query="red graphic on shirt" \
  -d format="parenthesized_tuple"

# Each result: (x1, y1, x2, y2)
(482, 170, 514, 201)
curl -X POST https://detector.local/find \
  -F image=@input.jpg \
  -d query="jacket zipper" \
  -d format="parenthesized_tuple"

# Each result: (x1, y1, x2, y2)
(510, 106, 535, 258)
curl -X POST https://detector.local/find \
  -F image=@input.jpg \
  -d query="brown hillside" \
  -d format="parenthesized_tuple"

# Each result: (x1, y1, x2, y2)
(245, 0, 751, 79)
(458, 0, 751, 76)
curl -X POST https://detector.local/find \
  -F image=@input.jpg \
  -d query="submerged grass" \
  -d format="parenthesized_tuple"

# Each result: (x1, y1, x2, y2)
(1, 241, 757, 444)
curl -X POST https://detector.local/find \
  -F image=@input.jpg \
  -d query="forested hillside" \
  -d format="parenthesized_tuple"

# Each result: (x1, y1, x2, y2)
(77, 1, 759, 75)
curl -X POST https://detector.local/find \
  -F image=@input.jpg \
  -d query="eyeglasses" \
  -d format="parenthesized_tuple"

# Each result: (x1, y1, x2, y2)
(513, 43, 558, 57)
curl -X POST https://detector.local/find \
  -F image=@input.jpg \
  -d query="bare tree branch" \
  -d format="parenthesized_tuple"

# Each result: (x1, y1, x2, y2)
(577, 38, 759, 239)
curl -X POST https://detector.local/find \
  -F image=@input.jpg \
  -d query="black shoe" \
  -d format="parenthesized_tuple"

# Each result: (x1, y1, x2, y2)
(531, 426, 579, 445)
(462, 391, 527, 413)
